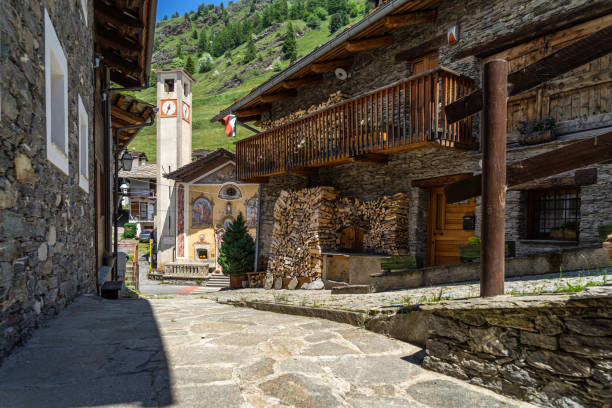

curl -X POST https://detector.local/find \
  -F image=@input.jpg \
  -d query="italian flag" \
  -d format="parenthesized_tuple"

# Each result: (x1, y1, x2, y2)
(222, 113, 236, 138)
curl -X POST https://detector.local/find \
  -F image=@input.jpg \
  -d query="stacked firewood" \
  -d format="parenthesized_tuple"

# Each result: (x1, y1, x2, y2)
(267, 187, 410, 279)
(260, 91, 351, 130)
(247, 272, 267, 288)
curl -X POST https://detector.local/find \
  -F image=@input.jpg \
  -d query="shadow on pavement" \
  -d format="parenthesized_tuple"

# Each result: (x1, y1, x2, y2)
(0, 294, 172, 407)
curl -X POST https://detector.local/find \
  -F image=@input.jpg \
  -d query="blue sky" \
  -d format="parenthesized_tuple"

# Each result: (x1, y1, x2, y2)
(157, 0, 225, 20)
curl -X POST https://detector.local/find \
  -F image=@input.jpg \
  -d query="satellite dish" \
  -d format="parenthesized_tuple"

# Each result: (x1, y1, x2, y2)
(335, 68, 348, 81)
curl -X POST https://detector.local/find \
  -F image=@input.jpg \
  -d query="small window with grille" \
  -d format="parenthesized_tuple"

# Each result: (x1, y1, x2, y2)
(527, 188, 580, 241)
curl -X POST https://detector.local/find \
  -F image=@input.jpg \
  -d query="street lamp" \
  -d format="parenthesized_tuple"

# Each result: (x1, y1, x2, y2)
(120, 151, 133, 171)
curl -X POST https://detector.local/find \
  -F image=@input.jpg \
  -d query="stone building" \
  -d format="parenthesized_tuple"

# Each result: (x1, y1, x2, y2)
(119, 151, 157, 235)
(0, 0, 157, 360)
(212, 0, 612, 284)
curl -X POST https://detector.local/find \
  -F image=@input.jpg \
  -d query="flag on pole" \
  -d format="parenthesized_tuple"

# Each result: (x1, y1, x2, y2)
(222, 113, 237, 137)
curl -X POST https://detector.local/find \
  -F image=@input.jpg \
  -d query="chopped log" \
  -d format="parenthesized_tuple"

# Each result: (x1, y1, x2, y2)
(445, 131, 612, 203)
(445, 24, 612, 123)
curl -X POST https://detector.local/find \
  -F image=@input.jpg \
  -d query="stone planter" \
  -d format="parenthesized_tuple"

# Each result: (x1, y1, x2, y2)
(229, 274, 247, 289)
(518, 129, 555, 146)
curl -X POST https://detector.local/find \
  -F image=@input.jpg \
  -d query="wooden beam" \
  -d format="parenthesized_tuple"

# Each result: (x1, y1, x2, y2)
(445, 23, 612, 123)
(411, 173, 472, 188)
(310, 57, 354, 73)
(94, 2, 144, 34)
(235, 105, 271, 117)
(111, 105, 147, 125)
(99, 51, 141, 79)
(280, 75, 324, 89)
(95, 27, 142, 58)
(511, 168, 597, 190)
(345, 35, 394, 52)
(289, 168, 318, 176)
(351, 153, 389, 165)
(395, 34, 445, 62)
(259, 89, 298, 103)
(445, 131, 612, 203)
(235, 114, 261, 122)
(114, 95, 126, 108)
(454, 2, 612, 60)
(383, 10, 437, 29)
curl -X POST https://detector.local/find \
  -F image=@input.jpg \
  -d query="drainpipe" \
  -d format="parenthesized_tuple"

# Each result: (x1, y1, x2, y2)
(254, 184, 262, 272)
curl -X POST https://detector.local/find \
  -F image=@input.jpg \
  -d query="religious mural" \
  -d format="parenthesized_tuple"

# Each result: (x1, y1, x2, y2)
(191, 195, 213, 227)
(195, 164, 236, 184)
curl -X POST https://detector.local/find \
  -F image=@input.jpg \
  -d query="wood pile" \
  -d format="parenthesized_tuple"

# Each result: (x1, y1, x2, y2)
(267, 187, 410, 279)
(246, 272, 266, 288)
(261, 91, 351, 130)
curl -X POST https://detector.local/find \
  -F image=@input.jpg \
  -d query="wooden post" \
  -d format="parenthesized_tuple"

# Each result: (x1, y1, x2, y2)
(481, 60, 507, 297)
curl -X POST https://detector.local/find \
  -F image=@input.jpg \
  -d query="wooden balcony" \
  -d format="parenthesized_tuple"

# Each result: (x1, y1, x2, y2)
(236, 67, 475, 181)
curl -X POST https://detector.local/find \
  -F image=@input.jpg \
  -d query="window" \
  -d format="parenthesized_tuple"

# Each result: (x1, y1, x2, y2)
(78, 95, 89, 192)
(45, 9, 69, 175)
(527, 188, 580, 240)
(164, 79, 174, 93)
(184, 82, 190, 97)
(218, 184, 242, 200)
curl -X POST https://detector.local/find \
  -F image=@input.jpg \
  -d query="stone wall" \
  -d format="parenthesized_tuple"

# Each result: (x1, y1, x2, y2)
(422, 290, 612, 408)
(0, 0, 96, 360)
(257, 0, 612, 263)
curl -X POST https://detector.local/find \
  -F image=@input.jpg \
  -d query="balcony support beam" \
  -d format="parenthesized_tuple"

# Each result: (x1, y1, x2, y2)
(281, 75, 324, 89)
(351, 153, 389, 165)
(311, 57, 354, 73)
(259, 89, 298, 102)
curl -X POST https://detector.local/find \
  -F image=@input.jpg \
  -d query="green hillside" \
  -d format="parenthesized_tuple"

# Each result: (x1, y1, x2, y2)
(129, 0, 367, 163)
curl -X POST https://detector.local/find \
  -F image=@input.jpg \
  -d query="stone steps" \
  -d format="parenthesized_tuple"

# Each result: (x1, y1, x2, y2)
(206, 274, 230, 288)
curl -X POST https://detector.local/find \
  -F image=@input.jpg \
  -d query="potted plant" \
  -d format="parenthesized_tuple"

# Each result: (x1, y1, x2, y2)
(517, 116, 557, 145)
(218, 213, 255, 288)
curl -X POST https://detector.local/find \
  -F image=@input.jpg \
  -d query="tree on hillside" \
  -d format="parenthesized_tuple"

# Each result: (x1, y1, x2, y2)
(329, 12, 348, 34)
(290, 1, 306, 19)
(327, 0, 348, 15)
(198, 30, 209, 52)
(282, 23, 297, 62)
(244, 36, 257, 63)
(184, 56, 196, 75)
(306, 14, 320, 29)
(171, 11, 179, 18)
(175, 43, 184, 58)
(192, 30, 198, 40)
(169, 57, 185, 68)
(218, 213, 255, 277)
(198, 53, 213, 73)
(163, 14, 168, 20)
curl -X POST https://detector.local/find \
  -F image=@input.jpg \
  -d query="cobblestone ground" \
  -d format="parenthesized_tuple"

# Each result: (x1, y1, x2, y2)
(198, 268, 610, 314)
(0, 295, 536, 407)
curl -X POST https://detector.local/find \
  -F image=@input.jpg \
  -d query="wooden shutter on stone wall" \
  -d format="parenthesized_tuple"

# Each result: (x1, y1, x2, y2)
(484, 14, 612, 142)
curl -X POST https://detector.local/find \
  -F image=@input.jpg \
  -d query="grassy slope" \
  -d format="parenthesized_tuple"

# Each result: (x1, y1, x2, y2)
(129, 16, 358, 163)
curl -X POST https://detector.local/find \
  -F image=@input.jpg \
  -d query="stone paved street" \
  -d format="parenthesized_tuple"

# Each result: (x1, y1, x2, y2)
(0, 295, 537, 407)
(199, 268, 610, 315)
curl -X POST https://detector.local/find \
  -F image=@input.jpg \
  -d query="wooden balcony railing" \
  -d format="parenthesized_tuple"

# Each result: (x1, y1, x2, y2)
(236, 67, 474, 181)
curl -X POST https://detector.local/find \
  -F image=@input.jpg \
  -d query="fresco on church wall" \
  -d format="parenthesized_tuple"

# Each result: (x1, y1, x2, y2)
(192, 196, 213, 227)
(195, 164, 236, 184)
(246, 197, 258, 228)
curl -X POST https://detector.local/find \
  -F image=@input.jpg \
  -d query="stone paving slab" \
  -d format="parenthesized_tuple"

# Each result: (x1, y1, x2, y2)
(196, 268, 610, 315)
(0, 294, 537, 407)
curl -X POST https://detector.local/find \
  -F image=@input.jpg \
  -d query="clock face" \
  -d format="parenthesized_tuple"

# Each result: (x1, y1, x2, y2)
(182, 102, 190, 122)
(160, 99, 177, 117)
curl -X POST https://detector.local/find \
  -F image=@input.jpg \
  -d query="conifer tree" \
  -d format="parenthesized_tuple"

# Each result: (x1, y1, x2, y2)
(282, 22, 297, 62)
(198, 30, 209, 52)
(184, 56, 196, 75)
(218, 213, 255, 276)
(192, 30, 198, 40)
(176, 43, 184, 58)
(244, 36, 256, 63)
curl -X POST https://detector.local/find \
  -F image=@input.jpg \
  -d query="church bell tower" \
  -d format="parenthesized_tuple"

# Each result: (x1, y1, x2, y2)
(155, 68, 194, 266)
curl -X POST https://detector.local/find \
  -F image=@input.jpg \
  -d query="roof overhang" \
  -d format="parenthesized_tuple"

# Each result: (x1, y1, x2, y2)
(94, 0, 158, 88)
(210, 0, 441, 123)
(111, 92, 156, 149)
(165, 149, 236, 183)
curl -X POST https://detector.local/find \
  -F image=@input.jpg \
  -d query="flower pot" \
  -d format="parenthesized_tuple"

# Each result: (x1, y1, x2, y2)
(230, 274, 247, 289)
(518, 129, 555, 146)
(603, 242, 612, 263)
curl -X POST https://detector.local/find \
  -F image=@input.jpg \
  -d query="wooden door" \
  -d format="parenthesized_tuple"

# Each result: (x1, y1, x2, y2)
(427, 187, 476, 266)
(410, 52, 439, 141)
(484, 14, 612, 142)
